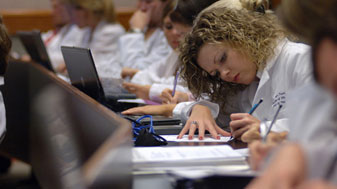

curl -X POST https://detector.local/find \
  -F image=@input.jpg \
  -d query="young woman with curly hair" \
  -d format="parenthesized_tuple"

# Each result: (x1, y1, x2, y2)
(176, 2, 312, 140)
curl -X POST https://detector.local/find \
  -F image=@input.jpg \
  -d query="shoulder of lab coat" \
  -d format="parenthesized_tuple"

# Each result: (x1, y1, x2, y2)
(0, 76, 6, 143)
(42, 24, 85, 69)
(172, 100, 220, 123)
(131, 51, 179, 85)
(286, 83, 337, 184)
(118, 28, 172, 70)
(245, 39, 313, 133)
(88, 21, 125, 78)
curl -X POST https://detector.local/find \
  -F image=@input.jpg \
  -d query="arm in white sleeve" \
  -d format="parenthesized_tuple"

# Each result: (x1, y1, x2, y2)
(172, 100, 220, 123)
(301, 138, 337, 184)
(0, 90, 6, 143)
(118, 30, 171, 70)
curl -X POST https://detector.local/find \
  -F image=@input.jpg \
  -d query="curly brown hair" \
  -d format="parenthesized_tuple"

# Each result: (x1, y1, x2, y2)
(0, 16, 11, 75)
(179, 6, 286, 108)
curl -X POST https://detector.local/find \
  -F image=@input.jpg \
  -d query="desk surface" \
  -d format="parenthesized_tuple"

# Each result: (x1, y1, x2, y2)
(132, 136, 249, 189)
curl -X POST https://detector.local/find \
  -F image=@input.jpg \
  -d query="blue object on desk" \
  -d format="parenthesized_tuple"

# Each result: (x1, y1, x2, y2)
(126, 115, 167, 146)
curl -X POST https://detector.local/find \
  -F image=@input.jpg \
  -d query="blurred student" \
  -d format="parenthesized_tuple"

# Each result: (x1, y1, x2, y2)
(42, 0, 84, 73)
(0, 16, 12, 173)
(122, 0, 218, 103)
(66, 0, 125, 78)
(119, 0, 172, 72)
(247, 0, 337, 188)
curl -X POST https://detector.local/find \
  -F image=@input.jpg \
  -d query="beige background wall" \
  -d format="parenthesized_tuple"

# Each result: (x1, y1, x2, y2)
(0, 0, 137, 10)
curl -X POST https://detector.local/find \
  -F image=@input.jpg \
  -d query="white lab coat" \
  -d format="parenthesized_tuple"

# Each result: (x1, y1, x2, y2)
(173, 39, 313, 132)
(80, 20, 125, 78)
(42, 24, 84, 70)
(118, 28, 172, 70)
(130, 51, 189, 102)
(286, 82, 337, 184)
(0, 76, 6, 143)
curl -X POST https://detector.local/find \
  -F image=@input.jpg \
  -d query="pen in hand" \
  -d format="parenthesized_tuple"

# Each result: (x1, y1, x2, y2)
(230, 98, 264, 140)
(171, 71, 180, 98)
(262, 104, 283, 142)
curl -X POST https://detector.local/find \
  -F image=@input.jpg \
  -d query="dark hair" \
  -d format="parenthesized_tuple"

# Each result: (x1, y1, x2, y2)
(312, 6, 337, 82)
(170, 0, 219, 26)
(162, 0, 175, 21)
(0, 16, 12, 75)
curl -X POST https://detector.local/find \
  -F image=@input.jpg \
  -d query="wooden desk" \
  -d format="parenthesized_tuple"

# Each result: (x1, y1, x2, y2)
(0, 7, 135, 35)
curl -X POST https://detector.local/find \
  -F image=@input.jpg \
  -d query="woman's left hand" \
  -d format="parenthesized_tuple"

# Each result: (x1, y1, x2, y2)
(229, 113, 261, 140)
(123, 82, 151, 100)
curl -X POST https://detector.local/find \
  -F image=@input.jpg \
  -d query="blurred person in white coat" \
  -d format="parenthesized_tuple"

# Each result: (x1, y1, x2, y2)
(121, 0, 219, 104)
(0, 16, 12, 173)
(119, 0, 172, 72)
(247, 0, 337, 188)
(66, 0, 125, 79)
(42, 0, 84, 73)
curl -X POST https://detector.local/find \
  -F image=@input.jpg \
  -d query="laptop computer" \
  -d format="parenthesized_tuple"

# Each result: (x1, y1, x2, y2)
(17, 30, 55, 72)
(61, 46, 181, 126)
(60, 46, 136, 109)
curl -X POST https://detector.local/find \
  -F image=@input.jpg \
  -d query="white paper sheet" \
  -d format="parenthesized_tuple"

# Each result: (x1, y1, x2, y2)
(117, 99, 146, 104)
(161, 135, 231, 143)
(133, 145, 243, 163)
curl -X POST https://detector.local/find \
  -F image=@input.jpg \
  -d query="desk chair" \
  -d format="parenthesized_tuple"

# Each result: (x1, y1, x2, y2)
(28, 62, 132, 189)
(1, 61, 132, 188)
(0, 60, 30, 163)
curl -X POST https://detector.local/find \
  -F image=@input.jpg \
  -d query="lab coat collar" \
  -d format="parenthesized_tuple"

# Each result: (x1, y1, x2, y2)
(253, 38, 288, 103)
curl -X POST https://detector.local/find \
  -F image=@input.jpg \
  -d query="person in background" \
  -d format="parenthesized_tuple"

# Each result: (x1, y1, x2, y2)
(66, 0, 125, 78)
(0, 15, 12, 174)
(42, 0, 84, 73)
(122, 0, 218, 103)
(247, 0, 337, 188)
(119, 0, 172, 74)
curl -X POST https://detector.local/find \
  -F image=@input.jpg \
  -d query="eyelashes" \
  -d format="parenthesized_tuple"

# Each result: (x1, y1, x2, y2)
(219, 52, 227, 64)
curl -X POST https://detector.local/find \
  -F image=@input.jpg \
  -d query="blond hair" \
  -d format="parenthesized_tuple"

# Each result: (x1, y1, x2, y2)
(179, 1, 286, 108)
(68, 0, 117, 23)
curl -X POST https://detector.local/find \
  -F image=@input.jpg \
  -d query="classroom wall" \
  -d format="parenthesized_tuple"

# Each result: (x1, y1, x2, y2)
(0, 0, 137, 10)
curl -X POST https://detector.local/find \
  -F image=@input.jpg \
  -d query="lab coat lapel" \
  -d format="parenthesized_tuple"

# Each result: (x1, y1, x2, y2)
(252, 39, 287, 106)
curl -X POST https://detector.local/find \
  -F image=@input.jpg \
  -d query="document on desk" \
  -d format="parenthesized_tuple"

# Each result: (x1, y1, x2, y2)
(161, 135, 231, 142)
(117, 98, 160, 105)
(133, 145, 243, 163)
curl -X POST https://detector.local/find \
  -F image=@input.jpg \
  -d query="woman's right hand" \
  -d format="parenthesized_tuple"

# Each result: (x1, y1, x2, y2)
(129, 9, 152, 31)
(177, 105, 231, 140)
(160, 88, 189, 104)
(121, 68, 139, 79)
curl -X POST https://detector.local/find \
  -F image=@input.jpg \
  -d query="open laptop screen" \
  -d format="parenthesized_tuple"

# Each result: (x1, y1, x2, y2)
(61, 46, 105, 100)
(17, 30, 54, 72)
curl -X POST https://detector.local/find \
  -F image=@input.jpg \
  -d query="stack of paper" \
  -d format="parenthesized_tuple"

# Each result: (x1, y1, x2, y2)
(161, 135, 231, 143)
(133, 145, 246, 171)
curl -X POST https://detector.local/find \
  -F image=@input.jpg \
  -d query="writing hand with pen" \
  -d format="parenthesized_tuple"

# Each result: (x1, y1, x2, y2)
(178, 99, 264, 140)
